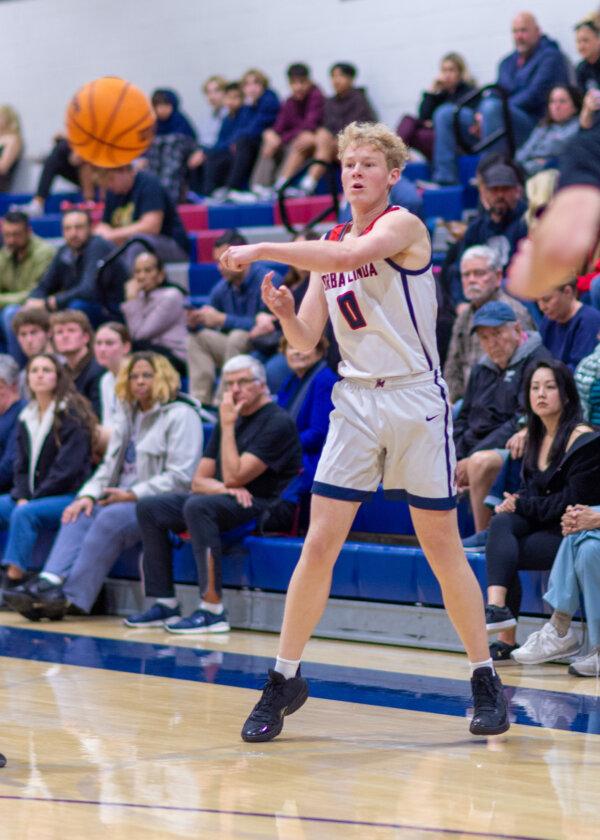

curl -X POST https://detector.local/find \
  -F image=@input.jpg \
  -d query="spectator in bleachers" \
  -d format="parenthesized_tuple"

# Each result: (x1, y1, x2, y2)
(11, 309, 51, 389)
(4, 352, 203, 621)
(0, 356, 26, 494)
(511, 502, 600, 672)
(537, 281, 600, 370)
(211, 70, 280, 202)
(478, 13, 569, 148)
(121, 252, 187, 376)
(0, 211, 54, 353)
(17, 136, 96, 218)
(575, 16, 600, 93)
(187, 229, 283, 404)
(249, 63, 325, 200)
(443, 245, 534, 403)
(398, 52, 475, 183)
(441, 157, 528, 309)
(0, 106, 23, 193)
(145, 89, 198, 204)
(93, 322, 131, 447)
(124, 354, 301, 632)
(575, 339, 600, 424)
(273, 336, 337, 515)
(484, 360, 600, 662)
(292, 62, 376, 197)
(24, 209, 127, 324)
(50, 311, 105, 418)
(454, 301, 551, 535)
(0, 353, 95, 592)
(95, 165, 189, 266)
(515, 86, 582, 177)
(202, 82, 250, 197)
(188, 75, 228, 193)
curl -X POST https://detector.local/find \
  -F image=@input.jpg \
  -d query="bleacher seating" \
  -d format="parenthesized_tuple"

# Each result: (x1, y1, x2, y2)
(1, 164, 558, 630)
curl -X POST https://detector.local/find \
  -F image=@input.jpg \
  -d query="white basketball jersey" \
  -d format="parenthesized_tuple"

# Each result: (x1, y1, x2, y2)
(321, 206, 440, 379)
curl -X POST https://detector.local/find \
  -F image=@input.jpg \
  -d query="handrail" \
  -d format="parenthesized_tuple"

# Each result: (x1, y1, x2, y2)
(277, 159, 339, 235)
(452, 84, 516, 158)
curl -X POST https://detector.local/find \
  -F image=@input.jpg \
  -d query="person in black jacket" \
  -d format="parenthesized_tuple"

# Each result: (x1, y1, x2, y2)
(484, 359, 600, 661)
(24, 210, 128, 323)
(0, 353, 95, 592)
(50, 310, 105, 418)
(454, 301, 551, 533)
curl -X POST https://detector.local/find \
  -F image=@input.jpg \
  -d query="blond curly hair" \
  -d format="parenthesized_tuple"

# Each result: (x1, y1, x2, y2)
(337, 121, 409, 172)
(115, 352, 180, 405)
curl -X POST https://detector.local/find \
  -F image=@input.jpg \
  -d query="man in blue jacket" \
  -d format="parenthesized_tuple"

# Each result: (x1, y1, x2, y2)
(187, 230, 283, 403)
(479, 12, 569, 148)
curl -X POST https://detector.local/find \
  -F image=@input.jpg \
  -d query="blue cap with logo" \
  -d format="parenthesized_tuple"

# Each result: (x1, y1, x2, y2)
(471, 300, 517, 332)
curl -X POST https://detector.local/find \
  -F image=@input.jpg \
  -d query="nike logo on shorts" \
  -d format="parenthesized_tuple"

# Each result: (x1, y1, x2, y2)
(426, 414, 440, 422)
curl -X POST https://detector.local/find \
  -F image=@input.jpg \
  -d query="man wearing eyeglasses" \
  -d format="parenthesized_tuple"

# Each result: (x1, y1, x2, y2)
(125, 354, 302, 633)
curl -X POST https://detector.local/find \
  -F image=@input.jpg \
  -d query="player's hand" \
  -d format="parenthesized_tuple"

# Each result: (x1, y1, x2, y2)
(62, 496, 94, 524)
(261, 272, 295, 320)
(226, 486, 254, 508)
(220, 244, 261, 271)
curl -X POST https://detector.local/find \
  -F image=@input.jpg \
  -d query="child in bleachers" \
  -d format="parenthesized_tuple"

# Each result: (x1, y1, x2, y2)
(4, 352, 203, 621)
(50, 310, 105, 418)
(0, 353, 95, 594)
(121, 252, 187, 376)
(484, 360, 600, 662)
(145, 88, 198, 204)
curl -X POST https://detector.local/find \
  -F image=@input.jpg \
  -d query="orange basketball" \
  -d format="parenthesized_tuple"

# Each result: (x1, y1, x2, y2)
(65, 76, 155, 168)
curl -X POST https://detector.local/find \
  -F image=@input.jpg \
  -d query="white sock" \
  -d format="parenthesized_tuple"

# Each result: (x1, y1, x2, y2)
(274, 656, 300, 680)
(470, 658, 495, 676)
(39, 572, 62, 586)
(200, 600, 224, 615)
(300, 174, 316, 193)
(156, 597, 178, 609)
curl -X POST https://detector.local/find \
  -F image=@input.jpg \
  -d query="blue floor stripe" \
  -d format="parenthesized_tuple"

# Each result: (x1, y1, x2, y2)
(0, 625, 598, 735)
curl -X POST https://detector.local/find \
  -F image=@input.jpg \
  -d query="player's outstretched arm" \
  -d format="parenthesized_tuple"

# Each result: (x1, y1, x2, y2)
(507, 186, 600, 299)
(220, 213, 421, 274)
(261, 271, 328, 352)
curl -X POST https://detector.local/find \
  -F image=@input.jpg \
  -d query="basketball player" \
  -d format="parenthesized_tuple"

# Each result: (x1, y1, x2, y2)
(220, 122, 509, 741)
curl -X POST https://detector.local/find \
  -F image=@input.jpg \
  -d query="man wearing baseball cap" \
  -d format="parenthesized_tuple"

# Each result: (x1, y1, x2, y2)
(453, 300, 552, 536)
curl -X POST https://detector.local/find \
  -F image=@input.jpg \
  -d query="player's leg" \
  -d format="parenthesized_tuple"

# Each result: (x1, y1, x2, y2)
(409, 505, 509, 735)
(241, 494, 359, 742)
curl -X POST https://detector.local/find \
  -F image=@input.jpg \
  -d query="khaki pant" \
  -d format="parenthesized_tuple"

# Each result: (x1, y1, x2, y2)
(187, 328, 250, 403)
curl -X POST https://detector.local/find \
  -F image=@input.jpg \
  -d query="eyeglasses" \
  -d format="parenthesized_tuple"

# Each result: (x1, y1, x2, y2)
(128, 372, 154, 381)
(222, 377, 258, 390)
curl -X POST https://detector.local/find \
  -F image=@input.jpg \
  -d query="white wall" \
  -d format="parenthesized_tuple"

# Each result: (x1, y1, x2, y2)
(2, 0, 595, 156)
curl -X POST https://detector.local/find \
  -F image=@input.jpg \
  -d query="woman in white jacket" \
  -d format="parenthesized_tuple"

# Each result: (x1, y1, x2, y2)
(5, 352, 203, 620)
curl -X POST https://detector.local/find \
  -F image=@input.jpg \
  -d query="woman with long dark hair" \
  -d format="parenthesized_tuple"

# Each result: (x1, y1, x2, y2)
(483, 359, 600, 661)
(0, 354, 95, 590)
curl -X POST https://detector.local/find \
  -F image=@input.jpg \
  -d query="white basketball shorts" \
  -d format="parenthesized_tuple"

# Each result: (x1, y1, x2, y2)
(313, 370, 457, 509)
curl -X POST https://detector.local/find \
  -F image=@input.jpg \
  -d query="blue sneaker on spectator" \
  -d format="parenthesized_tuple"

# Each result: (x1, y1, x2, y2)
(462, 530, 488, 552)
(166, 608, 230, 635)
(123, 603, 181, 628)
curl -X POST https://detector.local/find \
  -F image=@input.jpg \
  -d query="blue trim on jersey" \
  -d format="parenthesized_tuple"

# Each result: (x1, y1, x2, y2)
(312, 481, 374, 502)
(385, 256, 433, 275)
(383, 489, 458, 510)
(433, 369, 454, 499)
(397, 270, 434, 371)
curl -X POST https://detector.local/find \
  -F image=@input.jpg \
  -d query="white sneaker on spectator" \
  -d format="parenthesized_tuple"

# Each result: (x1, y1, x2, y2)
(568, 648, 600, 677)
(228, 189, 259, 205)
(511, 622, 581, 665)
(252, 184, 275, 201)
(11, 198, 44, 217)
